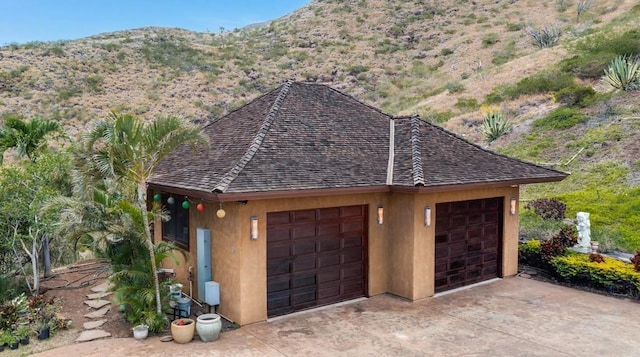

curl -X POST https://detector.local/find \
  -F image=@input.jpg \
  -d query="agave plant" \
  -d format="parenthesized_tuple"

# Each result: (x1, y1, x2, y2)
(481, 109, 512, 143)
(602, 55, 640, 91)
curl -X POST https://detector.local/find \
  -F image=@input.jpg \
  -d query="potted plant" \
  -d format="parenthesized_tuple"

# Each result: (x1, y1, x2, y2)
(0, 330, 13, 352)
(3, 332, 18, 350)
(132, 324, 149, 340)
(170, 318, 195, 344)
(16, 325, 31, 345)
(38, 320, 50, 340)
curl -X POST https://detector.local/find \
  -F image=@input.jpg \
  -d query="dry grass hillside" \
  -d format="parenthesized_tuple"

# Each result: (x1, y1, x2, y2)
(0, 0, 638, 190)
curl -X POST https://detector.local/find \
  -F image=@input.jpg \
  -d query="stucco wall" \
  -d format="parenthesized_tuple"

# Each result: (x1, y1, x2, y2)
(155, 185, 520, 325)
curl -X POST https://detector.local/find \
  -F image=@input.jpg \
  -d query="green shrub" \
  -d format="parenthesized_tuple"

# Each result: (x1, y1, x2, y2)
(519, 210, 567, 241)
(602, 55, 640, 91)
(481, 33, 499, 47)
(551, 254, 640, 296)
(560, 29, 640, 79)
(532, 107, 587, 130)
(480, 109, 511, 142)
(424, 111, 455, 124)
(553, 85, 596, 107)
(485, 71, 575, 103)
(518, 240, 549, 269)
(445, 81, 465, 93)
(454, 97, 479, 111)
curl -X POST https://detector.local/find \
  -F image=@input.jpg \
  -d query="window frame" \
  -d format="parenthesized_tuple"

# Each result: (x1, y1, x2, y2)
(161, 194, 190, 251)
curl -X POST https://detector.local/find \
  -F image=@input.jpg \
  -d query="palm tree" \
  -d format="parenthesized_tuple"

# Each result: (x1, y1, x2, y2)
(78, 112, 208, 314)
(0, 115, 64, 164)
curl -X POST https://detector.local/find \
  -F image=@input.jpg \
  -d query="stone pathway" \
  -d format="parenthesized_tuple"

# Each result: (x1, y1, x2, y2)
(75, 281, 113, 343)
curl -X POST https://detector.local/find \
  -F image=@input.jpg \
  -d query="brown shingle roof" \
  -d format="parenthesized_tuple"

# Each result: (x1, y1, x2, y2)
(149, 82, 567, 197)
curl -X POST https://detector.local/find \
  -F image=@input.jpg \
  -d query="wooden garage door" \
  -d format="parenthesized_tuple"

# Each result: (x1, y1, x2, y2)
(434, 197, 503, 293)
(267, 205, 368, 317)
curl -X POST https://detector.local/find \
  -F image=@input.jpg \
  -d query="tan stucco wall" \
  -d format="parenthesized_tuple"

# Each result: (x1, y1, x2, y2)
(155, 186, 520, 325)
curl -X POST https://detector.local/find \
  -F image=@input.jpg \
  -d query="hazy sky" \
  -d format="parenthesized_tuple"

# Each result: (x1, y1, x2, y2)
(0, 0, 310, 45)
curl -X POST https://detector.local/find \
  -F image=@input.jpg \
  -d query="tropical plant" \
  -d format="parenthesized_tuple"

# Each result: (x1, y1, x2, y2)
(0, 115, 65, 164)
(480, 108, 511, 142)
(525, 198, 567, 220)
(602, 55, 640, 91)
(76, 112, 207, 315)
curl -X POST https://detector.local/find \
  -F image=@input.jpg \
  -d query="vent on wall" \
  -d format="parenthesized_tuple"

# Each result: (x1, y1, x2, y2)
(196, 228, 211, 302)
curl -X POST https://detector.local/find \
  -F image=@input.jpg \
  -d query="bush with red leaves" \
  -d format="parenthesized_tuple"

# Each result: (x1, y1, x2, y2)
(631, 251, 640, 272)
(589, 253, 605, 263)
(525, 198, 567, 220)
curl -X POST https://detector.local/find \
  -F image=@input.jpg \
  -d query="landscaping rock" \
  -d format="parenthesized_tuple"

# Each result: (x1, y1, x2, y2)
(90, 281, 111, 293)
(84, 306, 110, 318)
(84, 299, 111, 309)
(87, 292, 112, 300)
(75, 329, 111, 342)
(83, 319, 107, 330)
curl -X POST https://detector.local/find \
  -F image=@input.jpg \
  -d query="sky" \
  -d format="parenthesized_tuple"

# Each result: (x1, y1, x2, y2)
(0, 0, 310, 45)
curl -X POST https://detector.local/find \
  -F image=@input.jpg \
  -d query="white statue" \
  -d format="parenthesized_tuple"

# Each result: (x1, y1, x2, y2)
(576, 212, 591, 249)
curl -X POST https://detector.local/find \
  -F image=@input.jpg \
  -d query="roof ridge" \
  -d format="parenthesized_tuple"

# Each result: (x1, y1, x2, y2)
(386, 118, 395, 185)
(213, 81, 293, 193)
(410, 115, 425, 186)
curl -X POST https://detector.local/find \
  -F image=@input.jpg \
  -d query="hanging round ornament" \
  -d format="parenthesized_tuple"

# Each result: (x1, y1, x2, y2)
(182, 200, 190, 209)
(197, 203, 206, 212)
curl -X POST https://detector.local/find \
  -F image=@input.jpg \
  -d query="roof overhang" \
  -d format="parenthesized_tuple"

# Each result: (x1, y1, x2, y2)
(149, 175, 566, 202)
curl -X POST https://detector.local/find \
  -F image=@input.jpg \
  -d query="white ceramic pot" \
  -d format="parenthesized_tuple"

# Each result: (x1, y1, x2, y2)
(196, 314, 222, 342)
(133, 325, 148, 340)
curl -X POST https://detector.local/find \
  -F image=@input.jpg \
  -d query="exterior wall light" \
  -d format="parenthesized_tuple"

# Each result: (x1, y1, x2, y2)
(377, 205, 384, 225)
(424, 206, 432, 227)
(250, 216, 259, 240)
(510, 197, 517, 215)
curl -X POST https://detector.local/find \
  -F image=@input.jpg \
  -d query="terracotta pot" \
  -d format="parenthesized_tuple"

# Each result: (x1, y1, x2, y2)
(196, 314, 222, 342)
(170, 318, 195, 344)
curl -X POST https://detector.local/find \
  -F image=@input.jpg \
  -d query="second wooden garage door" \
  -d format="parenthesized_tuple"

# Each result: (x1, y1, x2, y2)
(434, 197, 503, 293)
(266, 205, 367, 317)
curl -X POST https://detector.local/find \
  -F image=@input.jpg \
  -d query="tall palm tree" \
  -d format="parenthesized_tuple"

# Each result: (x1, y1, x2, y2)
(0, 115, 64, 164)
(78, 112, 208, 314)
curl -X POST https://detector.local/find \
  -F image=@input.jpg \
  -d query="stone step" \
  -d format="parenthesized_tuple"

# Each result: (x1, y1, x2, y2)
(75, 329, 111, 342)
(90, 281, 112, 293)
(87, 292, 113, 300)
(84, 299, 111, 309)
(83, 319, 107, 330)
(84, 306, 111, 318)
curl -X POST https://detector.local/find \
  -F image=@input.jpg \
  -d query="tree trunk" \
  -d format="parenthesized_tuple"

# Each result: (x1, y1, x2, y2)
(139, 182, 162, 315)
(43, 233, 52, 278)
(32, 238, 39, 294)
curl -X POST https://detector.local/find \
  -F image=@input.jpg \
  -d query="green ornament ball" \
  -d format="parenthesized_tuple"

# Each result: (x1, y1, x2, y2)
(153, 193, 161, 202)
(182, 200, 190, 209)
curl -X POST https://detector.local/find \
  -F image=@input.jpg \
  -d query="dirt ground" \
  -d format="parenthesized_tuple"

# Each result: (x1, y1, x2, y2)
(3, 259, 235, 356)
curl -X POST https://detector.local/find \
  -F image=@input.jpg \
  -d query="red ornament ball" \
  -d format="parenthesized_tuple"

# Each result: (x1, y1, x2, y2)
(196, 203, 206, 212)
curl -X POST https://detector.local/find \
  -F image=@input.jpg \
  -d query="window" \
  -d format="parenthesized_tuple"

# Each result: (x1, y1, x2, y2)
(162, 195, 189, 250)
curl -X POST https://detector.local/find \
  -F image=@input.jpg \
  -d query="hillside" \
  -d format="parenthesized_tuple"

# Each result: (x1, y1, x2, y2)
(0, 0, 639, 218)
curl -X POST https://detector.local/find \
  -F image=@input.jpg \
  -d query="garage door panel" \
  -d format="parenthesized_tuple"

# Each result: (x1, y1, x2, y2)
(293, 209, 316, 222)
(293, 255, 316, 272)
(435, 198, 503, 293)
(318, 223, 340, 236)
(341, 220, 363, 233)
(268, 227, 290, 242)
(319, 238, 340, 252)
(318, 254, 340, 267)
(318, 268, 340, 283)
(293, 240, 316, 255)
(267, 211, 291, 226)
(293, 224, 316, 240)
(318, 207, 340, 220)
(292, 273, 316, 288)
(267, 259, 290, 276)
(267, 277, 290, 293)
(267, 205, 367, 317)
(341, 205, 363, 217)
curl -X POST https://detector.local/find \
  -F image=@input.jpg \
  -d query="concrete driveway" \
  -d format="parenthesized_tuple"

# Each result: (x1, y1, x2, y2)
(33, 277, 640, 356)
